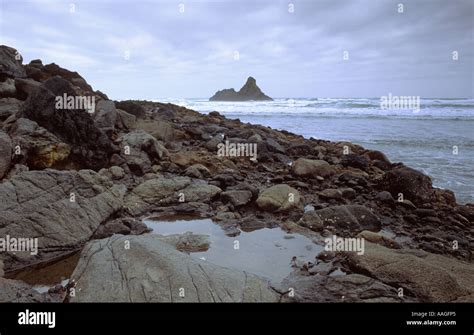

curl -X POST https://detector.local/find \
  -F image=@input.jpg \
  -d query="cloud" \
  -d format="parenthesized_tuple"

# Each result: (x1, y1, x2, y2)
(0, 0, 472, 99)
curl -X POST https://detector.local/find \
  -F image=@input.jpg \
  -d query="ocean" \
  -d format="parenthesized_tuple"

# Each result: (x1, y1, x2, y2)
(158, 98, 474, 204)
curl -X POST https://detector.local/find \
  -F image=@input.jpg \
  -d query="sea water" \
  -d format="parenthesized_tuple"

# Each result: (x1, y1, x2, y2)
(160, 97, 474, 204)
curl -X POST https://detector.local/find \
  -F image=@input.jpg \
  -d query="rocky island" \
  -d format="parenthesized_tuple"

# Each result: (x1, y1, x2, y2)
(209, 76, 273, 101)
(0, 45, 473, 303)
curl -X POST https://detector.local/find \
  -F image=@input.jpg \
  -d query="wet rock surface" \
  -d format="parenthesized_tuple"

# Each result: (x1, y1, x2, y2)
(0, 45, 473, 303)
(70, 235, 279, 302)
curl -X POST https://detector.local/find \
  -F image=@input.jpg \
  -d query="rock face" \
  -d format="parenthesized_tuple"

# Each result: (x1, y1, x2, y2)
(70, 235, 279, 302)
(19, 77, 114, 170)
(0, 169, 125, 271)
(342, 242, 474, 302)
(5, 118, 71, 169)
(210, 77, 273, 101)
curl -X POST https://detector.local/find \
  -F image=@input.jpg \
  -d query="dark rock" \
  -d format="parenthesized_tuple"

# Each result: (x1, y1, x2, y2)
(311, 205, 381, 233)
(210, 77, 272, 101)
(115, 100, 146, 118)
(0, 169, 125, 271)
(20, 77, 114, 170)
(341, 154, 369, 170)
(0, 130, 12, 178)
(375, 191, 394, 204)
(379, 167, 433, 206)
(93, 100, 117, 136)
(221, 190, 252, 207)
(0, 45, 26, 78)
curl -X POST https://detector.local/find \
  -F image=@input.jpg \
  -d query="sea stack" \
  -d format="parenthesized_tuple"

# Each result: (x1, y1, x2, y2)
(209, 76, 273, 101)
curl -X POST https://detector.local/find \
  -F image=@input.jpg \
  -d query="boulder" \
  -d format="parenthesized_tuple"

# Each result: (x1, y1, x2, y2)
(179, 184, 222, 203)
(0, 45, 26, 78)
(69, 235, 279, 302)
(310, 205, 380, 233)
(256, 184, 302, 212)
(379, 167, 433, 206)
(115, 109, 136, 130)
(210, 77, 272, 101)
(0, 169, 125, 271)
(318, 188, 343, 199)
(184, 164, 210, 178)
(93, 100, 117, 136)
(292, 158, 335, 178)
(119, 130, 168, 175)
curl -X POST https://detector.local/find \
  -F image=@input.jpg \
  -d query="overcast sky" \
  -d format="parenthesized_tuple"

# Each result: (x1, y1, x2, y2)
(1, 0, 473, 99)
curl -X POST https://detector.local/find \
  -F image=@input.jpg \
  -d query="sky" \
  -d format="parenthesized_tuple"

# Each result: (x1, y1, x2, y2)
(0, 0, 473, 99)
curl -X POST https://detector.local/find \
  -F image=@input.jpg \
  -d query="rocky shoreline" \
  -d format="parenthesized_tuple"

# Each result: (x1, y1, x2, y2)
(0, 45, 473, 303)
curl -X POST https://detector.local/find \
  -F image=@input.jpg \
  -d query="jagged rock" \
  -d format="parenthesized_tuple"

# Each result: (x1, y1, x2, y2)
(0, 45, 26, 78)
(19, 77, 114, 170)
(0, 77, 16, 98)
(309, 205, 380, 233)
(24, 60, 93, 93)
(0, 130, 12, 178)
(69, 235, 279, 302)
(6, 118, 71, 169)
(0, 169, 125, 271)
(115, 100, 146, 118)
(342, 242, 474, 302)
(14, 78, 42, 99)
(118, 130, 168, 175)
(0, 97, 21, 121)
(379, 166, 433, 206)
(93, 100, 117, 136)
(256, 184, 302, 212)
(210, 77, 272, 101)
(115, 108, 136, 130)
